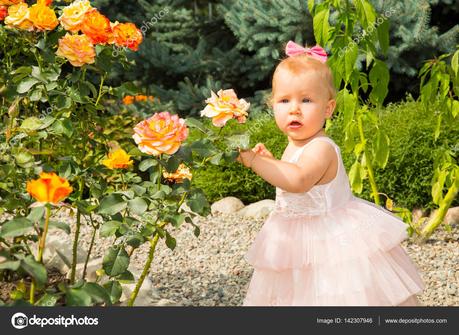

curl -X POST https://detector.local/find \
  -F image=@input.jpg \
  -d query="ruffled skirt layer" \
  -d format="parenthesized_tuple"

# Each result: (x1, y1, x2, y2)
(243, 197, 424, 306)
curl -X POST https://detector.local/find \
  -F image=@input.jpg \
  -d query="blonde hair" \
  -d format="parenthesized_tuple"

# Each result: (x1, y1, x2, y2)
(268, 54, 337, 106)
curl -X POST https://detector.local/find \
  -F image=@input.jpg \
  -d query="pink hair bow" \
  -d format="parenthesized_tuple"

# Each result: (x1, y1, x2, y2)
(285, 41, 328, 63)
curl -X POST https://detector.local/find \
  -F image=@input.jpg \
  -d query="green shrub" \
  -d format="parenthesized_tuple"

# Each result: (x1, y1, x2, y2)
(191, 98, 459, 210)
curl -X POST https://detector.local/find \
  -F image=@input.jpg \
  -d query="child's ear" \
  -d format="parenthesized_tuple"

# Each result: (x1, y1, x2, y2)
(325, 99, 336, 118)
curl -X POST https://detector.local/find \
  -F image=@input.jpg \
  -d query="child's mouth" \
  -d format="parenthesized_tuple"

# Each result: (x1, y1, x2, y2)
(288, 121, 303, 129)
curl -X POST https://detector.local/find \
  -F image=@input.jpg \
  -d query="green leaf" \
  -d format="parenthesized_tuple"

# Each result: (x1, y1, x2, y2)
(190, 139, 218, 157)
(17, 78, 40, 94)
(342, 89, 356, 126)
(20, 256, 47, 287)
(27, 206, 45, 222)
(313, 8, 330, 46)
(225, 133, 250, 151)
(139, 158, 158, 172)
(20, 117, 43, 132)
(355, 0, 376, 29)
(377, 18, 389, 55)
(349, 160, 364, 194)
(115, 270, 135, 284)
(55, 95, 72, 110)
(165, 231, 176, 251)
(369, 60, 389, 105)
(98, 194, 127, 216)
(432, 170, 447, 205)
(185, 117, 211, 135)
(344, 44, 358, 83)
(451, 49, 458, 77)
(103, 246, 130, 277)
(0, 218, 34, 238)
(373, 131, 390, 169)
(103, 280, 122, 304)
(35, 293, 59, 306)
(38, 220, 71, 234)
(132, 185, 146, 196)
(186, 192, 210, 216)
(100, 221, 121, 237)
(82, 282, 112, 305)
(0, 260, 21, 270)
(164, 155, 181, 172)
(66, 288, 92, 306)
(193, 225, 200, 238)
(14, 150, 34, 168)
(127, 197, 148, 215)
(307, 0, 315, 14)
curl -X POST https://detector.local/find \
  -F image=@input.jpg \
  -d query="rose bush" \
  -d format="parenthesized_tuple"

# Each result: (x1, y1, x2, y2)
(0, 0, 248, 306)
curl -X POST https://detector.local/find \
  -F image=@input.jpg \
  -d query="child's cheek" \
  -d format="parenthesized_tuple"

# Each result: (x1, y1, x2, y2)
(274, 104, 289, 115)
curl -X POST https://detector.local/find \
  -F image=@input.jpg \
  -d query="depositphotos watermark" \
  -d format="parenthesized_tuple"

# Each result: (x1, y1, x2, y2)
(11, 312, 99, 329)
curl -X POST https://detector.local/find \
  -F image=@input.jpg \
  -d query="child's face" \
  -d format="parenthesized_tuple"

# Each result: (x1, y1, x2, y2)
(272, 68, 336, 142)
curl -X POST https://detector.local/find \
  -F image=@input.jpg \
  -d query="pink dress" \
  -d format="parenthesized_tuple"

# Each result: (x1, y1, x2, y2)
(243, 136, 425, 306)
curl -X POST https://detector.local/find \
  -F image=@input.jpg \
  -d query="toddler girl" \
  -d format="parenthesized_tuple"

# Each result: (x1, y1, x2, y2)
(237, 41, 425, 306)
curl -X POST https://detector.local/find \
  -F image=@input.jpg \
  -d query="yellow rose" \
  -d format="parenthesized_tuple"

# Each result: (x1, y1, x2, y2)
(200, 89, 250, 127)
(29, 2, 58, 31)
(4, 2, 33, 31)
(56, 33, 96, 67)
(58, 0, 92, 33)
(163, 163, 192, 183)
(102, 148, 133, 169)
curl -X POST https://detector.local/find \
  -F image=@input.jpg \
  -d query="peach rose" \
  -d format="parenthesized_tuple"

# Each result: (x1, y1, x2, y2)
(200, 89, 250, 127)
(133, 112, 189, 156)
(56, 33, 96, 67)
(163, 163, 192, 183)
(58, 0, 92, 33)
(4, 2, 33, 31)
(26, 172, 73, 204)
(102, 148, 133, 169)
(81, 8, 112, 45)
(29, 2, 58, 31)
(112, 22, 143, 51)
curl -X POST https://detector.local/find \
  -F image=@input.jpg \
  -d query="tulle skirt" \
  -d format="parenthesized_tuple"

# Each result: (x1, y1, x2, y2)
(243, 196, 425, 306)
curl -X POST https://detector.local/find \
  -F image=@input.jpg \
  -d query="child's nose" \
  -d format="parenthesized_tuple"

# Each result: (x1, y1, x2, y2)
(289, 103, 300, 114)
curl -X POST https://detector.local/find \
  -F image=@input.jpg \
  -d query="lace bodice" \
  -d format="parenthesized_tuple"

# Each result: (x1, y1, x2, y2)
(273, 137, 353, 217)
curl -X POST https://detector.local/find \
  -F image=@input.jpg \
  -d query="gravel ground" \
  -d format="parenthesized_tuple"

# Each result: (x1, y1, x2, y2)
(2, 210, 458, 306)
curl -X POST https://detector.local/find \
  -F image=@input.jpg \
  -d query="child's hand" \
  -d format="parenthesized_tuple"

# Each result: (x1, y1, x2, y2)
(253, 143, 274, 158)
(236, 148, 256, 168)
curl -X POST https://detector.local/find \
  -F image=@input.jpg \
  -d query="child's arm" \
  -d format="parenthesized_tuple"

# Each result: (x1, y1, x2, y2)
(237, 142, 335, 193)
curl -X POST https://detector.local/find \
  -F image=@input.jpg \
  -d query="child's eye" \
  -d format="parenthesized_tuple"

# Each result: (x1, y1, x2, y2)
(302, 98, 311, 103)
(279, 99, 289, 103)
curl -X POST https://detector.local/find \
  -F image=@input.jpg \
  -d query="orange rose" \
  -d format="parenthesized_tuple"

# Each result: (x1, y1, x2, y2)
(37, 0, 52, 5)
(163, 163, 192, 183)
(200, 89, 250, 127)
(4, 2, 33, 31)
(26, 172, 73, 204)
(102, 148, 133, 169)
(29, 2, 58, 31)
(0, 6, 7, 21)
(0, 0, 24, 5)
(122, 95, 135, 105)
(133, 112, 189, 156)
(112, 22, 143, 51)
(56, 33, 96, 67)
(58, 0, 92, 33)
(81, 8, 112, 45)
